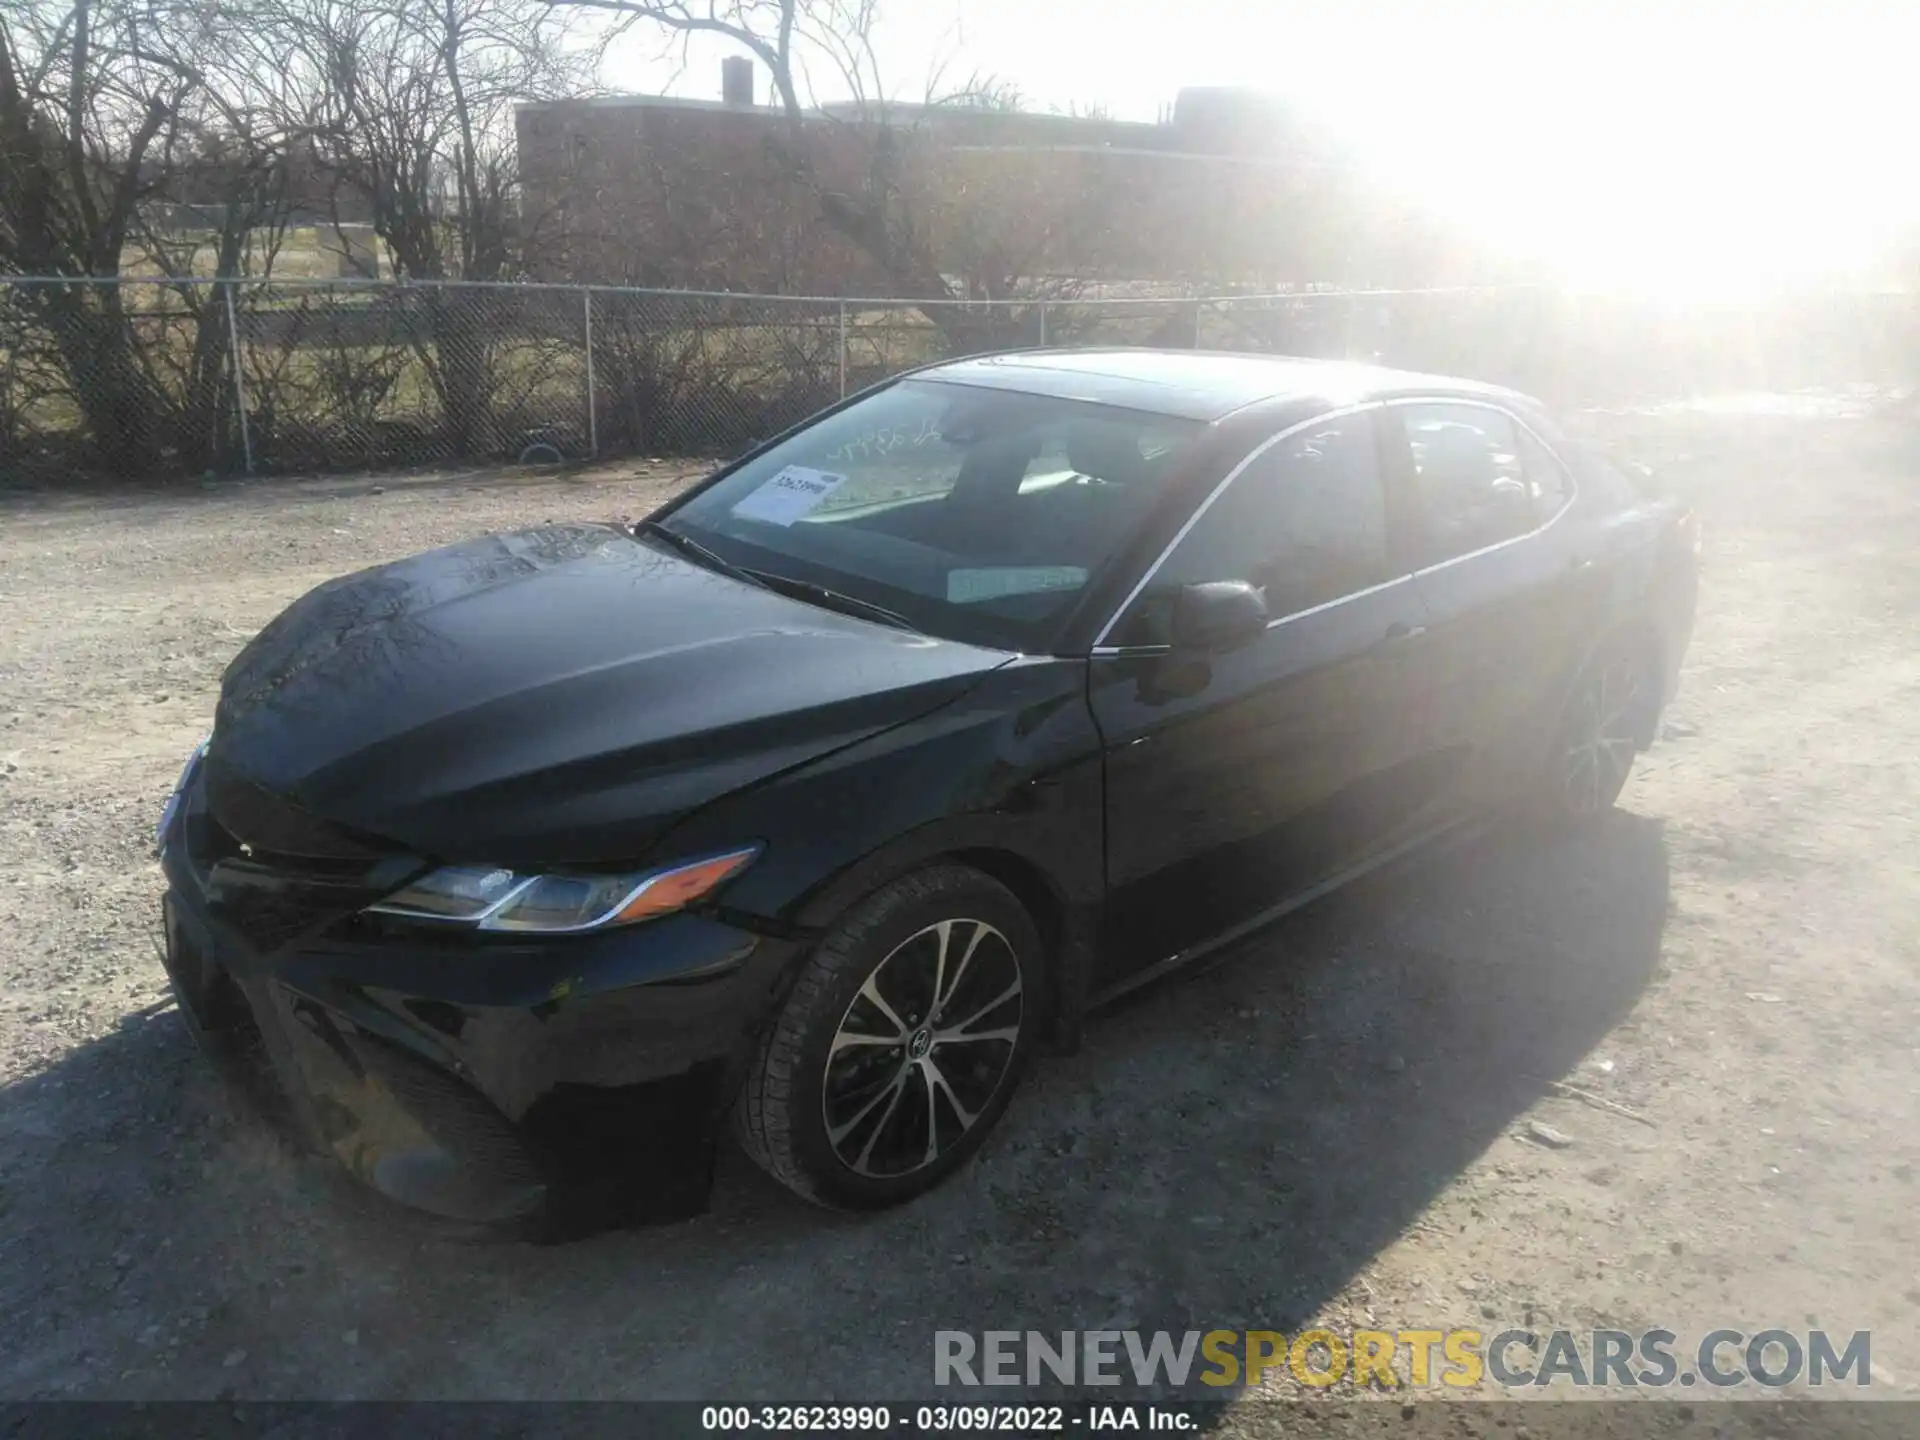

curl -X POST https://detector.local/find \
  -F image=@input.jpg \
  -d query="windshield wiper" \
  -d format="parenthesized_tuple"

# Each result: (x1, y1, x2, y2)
(741, 569, 920, 633)
(635, 520, 918, 632)
(634, 519, 767, 590)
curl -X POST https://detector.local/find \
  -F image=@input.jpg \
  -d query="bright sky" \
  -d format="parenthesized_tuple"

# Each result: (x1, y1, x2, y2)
(604, 0, 1920, 293)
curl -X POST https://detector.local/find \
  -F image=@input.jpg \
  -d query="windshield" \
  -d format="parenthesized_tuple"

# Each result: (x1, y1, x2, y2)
(656, 379, 1203, 650)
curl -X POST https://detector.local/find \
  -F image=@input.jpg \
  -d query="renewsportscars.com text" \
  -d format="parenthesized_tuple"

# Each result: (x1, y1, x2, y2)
(933, 1328, 1872, 1390)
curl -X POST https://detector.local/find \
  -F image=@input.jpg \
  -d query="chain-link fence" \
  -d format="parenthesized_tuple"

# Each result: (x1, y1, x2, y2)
(3, 275, 1915, 485)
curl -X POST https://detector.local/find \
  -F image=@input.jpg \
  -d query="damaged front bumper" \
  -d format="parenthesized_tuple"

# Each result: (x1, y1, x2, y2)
(157, 764, 801, 1236)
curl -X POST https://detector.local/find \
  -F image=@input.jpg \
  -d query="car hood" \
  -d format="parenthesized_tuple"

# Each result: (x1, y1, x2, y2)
(210, 522, 1013, 865)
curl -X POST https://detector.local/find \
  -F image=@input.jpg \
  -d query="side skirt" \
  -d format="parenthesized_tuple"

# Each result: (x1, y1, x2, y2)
(1087, 811, 1495, 1009)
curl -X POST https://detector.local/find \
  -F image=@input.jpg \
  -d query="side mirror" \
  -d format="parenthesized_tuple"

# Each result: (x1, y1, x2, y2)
(1171, 580, 1269, 653)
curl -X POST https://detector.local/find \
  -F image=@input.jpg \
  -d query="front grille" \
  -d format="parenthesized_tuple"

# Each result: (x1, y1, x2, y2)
(180, 800, 241, 879)
(201, 854, 423, 952)
(202, 758, 388, 862)
(188, 757, 421, 951)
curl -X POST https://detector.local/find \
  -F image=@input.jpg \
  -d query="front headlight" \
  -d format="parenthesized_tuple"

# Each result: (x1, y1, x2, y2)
(155, 736, 211, 856)
(363, 846, 760, 934)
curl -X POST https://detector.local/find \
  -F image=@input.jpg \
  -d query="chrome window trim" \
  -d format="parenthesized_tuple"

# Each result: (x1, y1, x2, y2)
(1261, 570, 1418, 629)
(1088, 569, 1423, 656)
(1088, 394, 1587, 655)
(1386, 396, 1581, 581)
(1090, 401, 1386, 650)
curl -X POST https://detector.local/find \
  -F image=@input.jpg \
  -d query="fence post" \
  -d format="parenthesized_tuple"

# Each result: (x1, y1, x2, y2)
(2, 321, 15, 450)
(1038, 301, 1048, 348)
(838, 300, 848, 398)
(583, 287, 598, 460)
(223, 279, 255, 475)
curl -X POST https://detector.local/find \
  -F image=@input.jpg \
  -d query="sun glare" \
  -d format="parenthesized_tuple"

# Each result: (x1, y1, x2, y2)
(604, 0, 1918, 297)
(1295, 0, 1919, 297)
(898, 0, 1919, 296)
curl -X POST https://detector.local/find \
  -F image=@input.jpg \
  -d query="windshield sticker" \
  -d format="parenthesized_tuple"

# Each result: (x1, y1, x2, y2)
(730, 465, 851, 527)
(947, 566, 1089, 604)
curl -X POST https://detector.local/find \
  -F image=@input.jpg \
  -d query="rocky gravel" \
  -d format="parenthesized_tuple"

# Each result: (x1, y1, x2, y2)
(2, 405, 1917, 1413)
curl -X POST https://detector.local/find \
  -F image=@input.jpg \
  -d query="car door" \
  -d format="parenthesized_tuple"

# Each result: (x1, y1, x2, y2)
(1087, 405, 1444, 989)
(1384, 398, 1608, 816)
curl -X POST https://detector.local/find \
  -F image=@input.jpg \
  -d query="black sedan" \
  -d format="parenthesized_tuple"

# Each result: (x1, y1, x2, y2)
(156, 350, 1698, 1232)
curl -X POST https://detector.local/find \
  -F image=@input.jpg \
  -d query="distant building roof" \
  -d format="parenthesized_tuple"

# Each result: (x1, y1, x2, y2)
(517, 78, 1326, 160)
(517, 93, 789, 117)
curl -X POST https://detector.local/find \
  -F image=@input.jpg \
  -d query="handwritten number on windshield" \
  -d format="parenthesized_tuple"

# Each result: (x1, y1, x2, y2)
(824, 416, 944, 464)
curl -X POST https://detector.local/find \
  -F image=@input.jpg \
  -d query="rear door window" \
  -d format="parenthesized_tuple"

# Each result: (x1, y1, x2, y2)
(1397, 403, 1539, 563)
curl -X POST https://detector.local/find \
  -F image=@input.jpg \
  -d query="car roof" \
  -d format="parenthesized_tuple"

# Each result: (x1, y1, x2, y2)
(918, 348, 1530, 422)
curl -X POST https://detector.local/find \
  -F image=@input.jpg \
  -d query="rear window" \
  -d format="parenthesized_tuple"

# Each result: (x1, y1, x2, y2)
(1564, 438, 1650, 506)
(1513, 408, 1647, 507)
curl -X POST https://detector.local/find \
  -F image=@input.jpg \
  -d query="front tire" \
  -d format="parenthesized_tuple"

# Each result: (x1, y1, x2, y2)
(736, 864, 1043, 1210)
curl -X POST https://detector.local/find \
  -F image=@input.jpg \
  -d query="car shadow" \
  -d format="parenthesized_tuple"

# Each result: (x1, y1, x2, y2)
(0, 811, 1668, 1400)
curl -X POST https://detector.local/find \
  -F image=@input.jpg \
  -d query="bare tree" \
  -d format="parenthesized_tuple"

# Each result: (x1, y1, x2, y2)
(556, 0, 807, 117)
(544, 0, 1112, 353)
(0, 0, 317, 470)
(3, 0, 595, 472)
(231, 0, 589, 454)
(0, 0, 194, 276)
(243, 0, 574, 283)
(0, 0, 202, 462)
(135, 43, 315, 465)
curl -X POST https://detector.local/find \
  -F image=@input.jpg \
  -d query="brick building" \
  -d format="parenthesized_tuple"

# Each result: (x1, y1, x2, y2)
(515, 66, 1421, 293)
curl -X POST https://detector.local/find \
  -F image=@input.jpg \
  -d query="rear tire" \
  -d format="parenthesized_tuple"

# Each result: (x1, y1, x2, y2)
(736, 864, 1042, 1210)
(1535, 636, 1658, 822)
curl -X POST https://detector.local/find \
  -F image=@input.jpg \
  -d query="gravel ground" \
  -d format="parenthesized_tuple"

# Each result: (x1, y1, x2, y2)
(2, 403, 1918, 1412)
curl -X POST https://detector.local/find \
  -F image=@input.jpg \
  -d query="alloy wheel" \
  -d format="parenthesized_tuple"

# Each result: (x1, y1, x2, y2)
(821, 918, 1024, 1178)
(1560, 655, 1644, 815)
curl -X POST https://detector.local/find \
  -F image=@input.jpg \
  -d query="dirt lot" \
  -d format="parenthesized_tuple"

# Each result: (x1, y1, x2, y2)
(2, 402, 1918, 1413)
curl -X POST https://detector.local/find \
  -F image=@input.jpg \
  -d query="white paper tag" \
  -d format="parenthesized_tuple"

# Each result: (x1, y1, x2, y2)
(946, 566, 1089, 603)
(730, 465, 850, 527)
